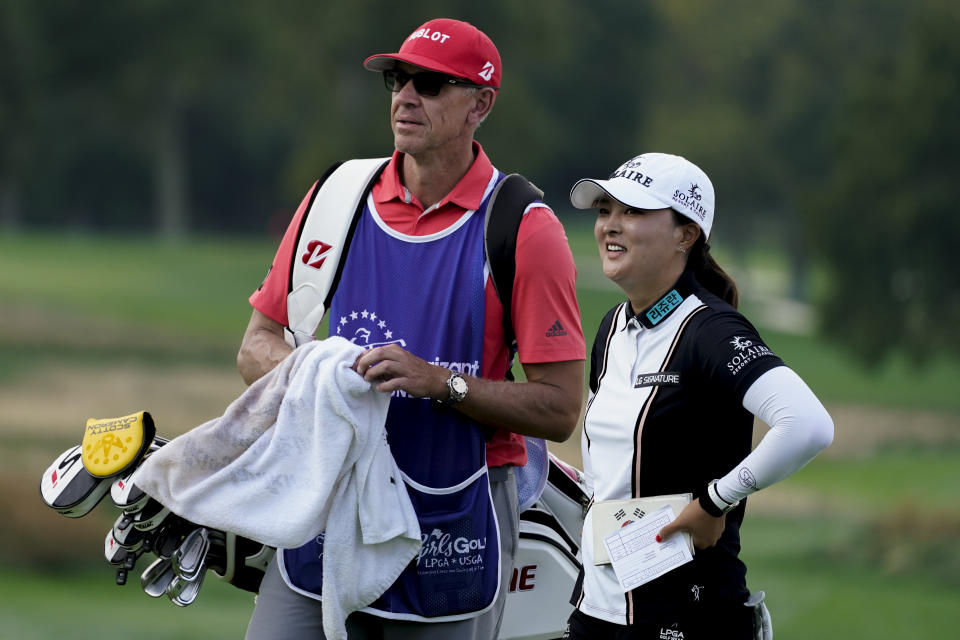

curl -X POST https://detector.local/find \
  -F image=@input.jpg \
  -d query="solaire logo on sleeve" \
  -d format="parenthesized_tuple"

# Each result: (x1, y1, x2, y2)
(725, 337, 775, 375)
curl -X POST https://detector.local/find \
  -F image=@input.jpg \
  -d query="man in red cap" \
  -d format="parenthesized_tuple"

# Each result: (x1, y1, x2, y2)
(240, 18, 585, 640)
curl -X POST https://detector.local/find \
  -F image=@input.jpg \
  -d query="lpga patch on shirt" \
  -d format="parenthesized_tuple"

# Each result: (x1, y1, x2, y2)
(634, 371, 681, 388)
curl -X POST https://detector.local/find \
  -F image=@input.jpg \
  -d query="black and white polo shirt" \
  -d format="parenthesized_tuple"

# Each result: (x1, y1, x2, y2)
(575, 271, 784, 625)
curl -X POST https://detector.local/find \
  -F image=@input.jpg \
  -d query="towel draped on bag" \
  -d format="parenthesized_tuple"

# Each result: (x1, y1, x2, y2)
(134, 336, 421, 640)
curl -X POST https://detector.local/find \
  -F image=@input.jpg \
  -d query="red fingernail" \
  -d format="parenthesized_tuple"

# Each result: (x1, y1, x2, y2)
(655, 535, 662, 543)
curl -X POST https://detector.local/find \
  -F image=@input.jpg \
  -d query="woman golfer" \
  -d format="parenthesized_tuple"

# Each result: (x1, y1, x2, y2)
(564, 153, 833, 639)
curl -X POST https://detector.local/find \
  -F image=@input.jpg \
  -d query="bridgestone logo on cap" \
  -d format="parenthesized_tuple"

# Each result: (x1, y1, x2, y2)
(479, 62, 495, 81)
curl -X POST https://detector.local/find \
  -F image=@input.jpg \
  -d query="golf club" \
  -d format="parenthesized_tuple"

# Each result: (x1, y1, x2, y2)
(140, 557, 176, 598)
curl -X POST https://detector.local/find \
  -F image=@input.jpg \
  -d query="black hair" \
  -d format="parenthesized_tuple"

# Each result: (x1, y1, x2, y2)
(672, 211, 739, 308)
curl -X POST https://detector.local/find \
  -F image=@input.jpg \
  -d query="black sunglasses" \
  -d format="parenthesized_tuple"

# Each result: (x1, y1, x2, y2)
(382, 69, 483, 97)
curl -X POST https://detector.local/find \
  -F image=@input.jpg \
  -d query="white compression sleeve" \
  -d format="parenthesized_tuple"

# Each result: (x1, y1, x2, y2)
(715, 366, 834, 505)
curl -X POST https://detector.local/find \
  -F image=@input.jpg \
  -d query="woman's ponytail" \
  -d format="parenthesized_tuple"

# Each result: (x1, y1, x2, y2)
(689, 235, 739, 308)
(674, 211, 739, 308)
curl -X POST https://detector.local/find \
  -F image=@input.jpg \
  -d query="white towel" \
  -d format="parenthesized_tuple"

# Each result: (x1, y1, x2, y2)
(133, 336, 421, 640)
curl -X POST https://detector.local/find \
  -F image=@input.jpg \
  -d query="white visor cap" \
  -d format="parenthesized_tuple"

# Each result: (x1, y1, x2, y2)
(570, 152, 715, 237)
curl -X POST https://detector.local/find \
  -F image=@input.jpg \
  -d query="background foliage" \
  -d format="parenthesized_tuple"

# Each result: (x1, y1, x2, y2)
(2, 0, 958, 362)
(1, 2, 959, 639)
(2, 232, 959, 640)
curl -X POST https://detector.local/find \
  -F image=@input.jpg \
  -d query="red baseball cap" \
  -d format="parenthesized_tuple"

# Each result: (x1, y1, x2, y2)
(363, 18, 501, 90)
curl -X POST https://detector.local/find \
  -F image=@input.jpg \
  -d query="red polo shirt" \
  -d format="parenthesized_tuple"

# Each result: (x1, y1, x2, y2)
(250, 143, 585, 467)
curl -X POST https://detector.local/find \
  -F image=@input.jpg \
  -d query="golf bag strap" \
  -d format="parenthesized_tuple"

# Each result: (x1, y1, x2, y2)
(286, 164, 543, 356)
(484, 173, 544, 375)
(284, 158, 390, 346)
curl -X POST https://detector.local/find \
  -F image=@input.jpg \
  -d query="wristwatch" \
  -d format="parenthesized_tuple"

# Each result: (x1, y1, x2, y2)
(699, 479, 741, 517)
(440, 372, 468, 405)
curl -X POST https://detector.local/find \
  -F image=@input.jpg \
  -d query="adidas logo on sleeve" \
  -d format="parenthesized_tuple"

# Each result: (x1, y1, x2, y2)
(545, 321, 568, 338)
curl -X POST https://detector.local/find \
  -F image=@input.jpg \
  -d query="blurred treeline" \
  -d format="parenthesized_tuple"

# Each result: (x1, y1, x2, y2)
(1, 0, 958, 364)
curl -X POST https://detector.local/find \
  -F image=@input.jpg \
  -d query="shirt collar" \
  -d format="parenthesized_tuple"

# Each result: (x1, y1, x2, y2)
(624, 271, 699, 331)
(375, 141, 494, 211)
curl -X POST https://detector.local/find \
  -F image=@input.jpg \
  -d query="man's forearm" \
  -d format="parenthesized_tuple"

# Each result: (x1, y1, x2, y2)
(352, 346, 585, 443)
(237, 333, 291, 384)
(237, 310, 292, 385)
(453, 370, 583, 442)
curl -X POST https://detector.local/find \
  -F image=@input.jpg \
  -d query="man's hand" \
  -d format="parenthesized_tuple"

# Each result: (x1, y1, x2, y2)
(353, 344, 449, 399)
(353, 345, 582, 442)
(657, 499, 725, 550)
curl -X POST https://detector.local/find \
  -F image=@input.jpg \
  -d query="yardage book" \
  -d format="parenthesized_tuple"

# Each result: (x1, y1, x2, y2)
(592, 493, 693, 564)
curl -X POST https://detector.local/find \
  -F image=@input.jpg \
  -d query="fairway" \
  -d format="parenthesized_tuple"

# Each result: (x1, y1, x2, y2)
(740, 517, 960, 638)
(2, 231, 958, 639)
(0, 566, 253, 640)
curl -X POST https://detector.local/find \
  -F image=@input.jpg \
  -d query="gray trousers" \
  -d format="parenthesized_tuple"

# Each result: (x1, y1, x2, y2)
(245, 467, 519, 640)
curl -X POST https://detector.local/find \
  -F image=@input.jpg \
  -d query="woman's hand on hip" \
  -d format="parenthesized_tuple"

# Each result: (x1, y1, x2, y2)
(656, 500, 725, 550)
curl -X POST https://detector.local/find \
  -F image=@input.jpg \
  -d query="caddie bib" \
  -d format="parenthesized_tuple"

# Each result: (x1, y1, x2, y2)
(281, 172, 505, 621)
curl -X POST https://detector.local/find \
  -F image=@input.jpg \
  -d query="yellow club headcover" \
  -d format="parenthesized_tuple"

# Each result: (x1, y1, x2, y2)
(81, 411, 156, 478)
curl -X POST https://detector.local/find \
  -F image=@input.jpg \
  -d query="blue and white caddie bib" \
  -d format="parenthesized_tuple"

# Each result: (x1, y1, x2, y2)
(280, 171, 506, 622)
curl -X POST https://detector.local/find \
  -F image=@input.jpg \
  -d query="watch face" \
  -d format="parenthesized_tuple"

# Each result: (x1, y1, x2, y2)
(451, 376, 468, 394)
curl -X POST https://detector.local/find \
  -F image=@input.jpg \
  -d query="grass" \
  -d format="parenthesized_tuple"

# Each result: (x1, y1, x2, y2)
(779, 444, 960, 511)
(740, 517, 960, 639)
(1, 519, 957, 640)
(0, 231, 277, 377)
(0, 231, 275, 339)
(757, 329, 960, 413)
(3, 228, 959, 412)
(0, 565, 252, 640)
(2, 230, 959, 638)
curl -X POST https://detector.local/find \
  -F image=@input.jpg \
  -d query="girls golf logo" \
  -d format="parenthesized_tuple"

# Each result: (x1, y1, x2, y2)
(417, 527, 488, 575)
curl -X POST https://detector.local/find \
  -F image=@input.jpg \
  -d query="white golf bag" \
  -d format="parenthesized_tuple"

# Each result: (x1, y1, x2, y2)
(499, 437, 588, 640)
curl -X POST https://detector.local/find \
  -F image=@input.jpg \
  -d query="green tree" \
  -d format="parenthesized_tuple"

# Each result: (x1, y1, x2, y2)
(1, 0, 282, 236)
(637, 0, 849, 299)
(813, 0, 960, 363)
(0, 0, 47, 229)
